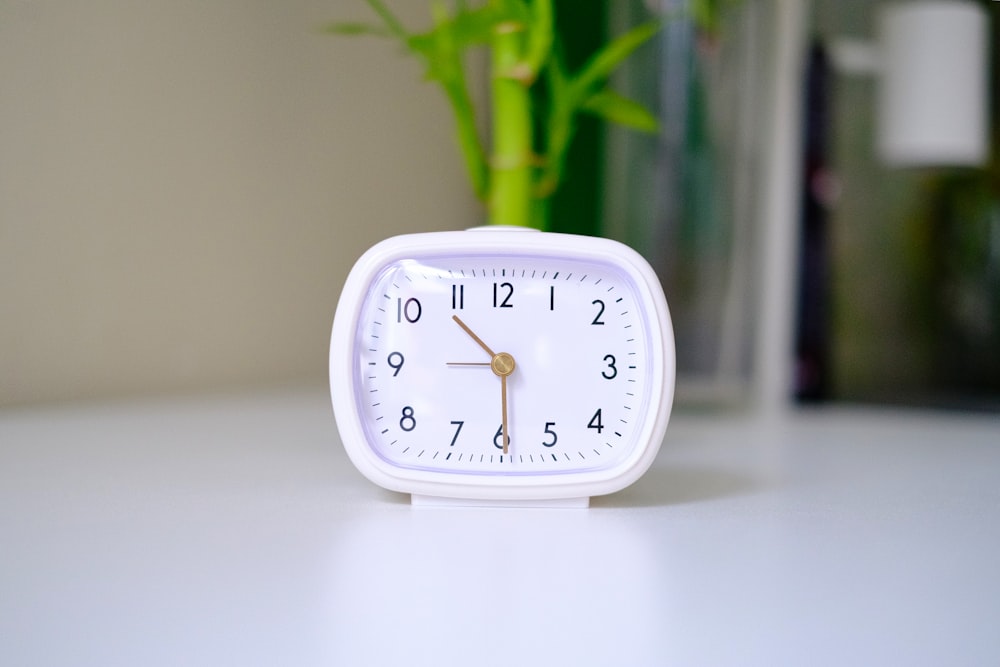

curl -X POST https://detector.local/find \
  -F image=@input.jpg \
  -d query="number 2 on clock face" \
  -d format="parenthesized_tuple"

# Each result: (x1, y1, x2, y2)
(353, 255, 653, 475)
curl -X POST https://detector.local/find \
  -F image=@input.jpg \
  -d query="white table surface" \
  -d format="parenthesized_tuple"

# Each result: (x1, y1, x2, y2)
(1, 388, 998, 666)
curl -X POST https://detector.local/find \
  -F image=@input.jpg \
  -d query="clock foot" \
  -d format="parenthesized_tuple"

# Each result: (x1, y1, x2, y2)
(410, 495, 589, 509)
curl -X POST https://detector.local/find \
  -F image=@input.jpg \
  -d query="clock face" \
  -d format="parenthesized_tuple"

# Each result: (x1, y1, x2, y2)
(347, 250, 663, 477)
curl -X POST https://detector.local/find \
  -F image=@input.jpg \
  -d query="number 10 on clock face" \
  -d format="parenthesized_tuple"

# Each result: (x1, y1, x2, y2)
(352, 254, 660, 476)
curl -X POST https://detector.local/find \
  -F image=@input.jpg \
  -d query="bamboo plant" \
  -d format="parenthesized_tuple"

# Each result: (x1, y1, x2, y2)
(329, 0, 665, 231)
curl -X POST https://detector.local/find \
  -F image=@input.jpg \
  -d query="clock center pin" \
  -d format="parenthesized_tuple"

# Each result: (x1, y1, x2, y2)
(491, 352, 515, 377)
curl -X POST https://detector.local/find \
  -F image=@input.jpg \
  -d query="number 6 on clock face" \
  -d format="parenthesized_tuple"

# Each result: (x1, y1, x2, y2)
(329, 229, 675, 506)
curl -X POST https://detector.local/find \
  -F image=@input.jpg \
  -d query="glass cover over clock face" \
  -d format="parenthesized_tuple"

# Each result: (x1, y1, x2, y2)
(350, 253, 659, 476)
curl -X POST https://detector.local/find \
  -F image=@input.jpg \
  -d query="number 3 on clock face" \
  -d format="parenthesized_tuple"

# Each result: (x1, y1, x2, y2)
(329, 228, 676, 506)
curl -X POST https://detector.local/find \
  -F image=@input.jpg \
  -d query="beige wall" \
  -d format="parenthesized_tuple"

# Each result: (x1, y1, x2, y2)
(0, 1, 483, 406)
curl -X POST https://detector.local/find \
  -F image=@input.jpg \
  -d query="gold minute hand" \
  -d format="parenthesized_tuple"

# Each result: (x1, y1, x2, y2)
(491, 352, 515, 455)
(500, 374, 510, 455)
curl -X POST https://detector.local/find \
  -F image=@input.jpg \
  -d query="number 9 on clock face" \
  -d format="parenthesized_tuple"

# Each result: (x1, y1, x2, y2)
(330, 229, 675, 504)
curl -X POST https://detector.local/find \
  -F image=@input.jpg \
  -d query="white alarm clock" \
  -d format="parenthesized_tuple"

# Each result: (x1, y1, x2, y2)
(329, 228, 675, 507)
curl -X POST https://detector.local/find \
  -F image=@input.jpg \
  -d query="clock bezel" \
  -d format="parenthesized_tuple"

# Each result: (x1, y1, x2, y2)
(330, 229, 675, 502)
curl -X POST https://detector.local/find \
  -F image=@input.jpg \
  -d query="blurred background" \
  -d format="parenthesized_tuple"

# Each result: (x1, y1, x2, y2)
(0, 1, 480, 405)
(2, 0, 998, 412)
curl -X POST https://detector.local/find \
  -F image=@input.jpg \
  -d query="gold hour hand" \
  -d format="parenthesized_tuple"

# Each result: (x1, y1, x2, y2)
(452, 315, 496, 357)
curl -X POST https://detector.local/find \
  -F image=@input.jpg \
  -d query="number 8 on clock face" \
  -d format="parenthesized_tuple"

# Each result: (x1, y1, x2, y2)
(329, 229, 676, 506)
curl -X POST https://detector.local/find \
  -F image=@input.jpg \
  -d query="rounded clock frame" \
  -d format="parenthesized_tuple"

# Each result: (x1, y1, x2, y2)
(330, 228, 675, 505)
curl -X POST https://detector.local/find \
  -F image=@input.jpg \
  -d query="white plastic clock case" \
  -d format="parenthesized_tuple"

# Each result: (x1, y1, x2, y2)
(330, 228, 676, 506)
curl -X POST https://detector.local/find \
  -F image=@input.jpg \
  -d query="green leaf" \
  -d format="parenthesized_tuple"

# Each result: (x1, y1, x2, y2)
(427, 1, 490, 200)
(494, 0, 532, 25)
(519, 0, 554, 84)
(409, 4, 505, 55)
(581, 89, 659, 133)
(537, 49, 574, 198)
(325, 2, 492, 200)
(567, 20, 661, 105)
(545, 42, 569, 102)
(363, 0, 409, 42)
(449, 8, 502, 45)
(322, 22, 391, 38)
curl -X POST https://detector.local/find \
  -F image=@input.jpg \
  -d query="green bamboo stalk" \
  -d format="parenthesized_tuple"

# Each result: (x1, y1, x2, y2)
(489, 12, 534, 228)
(330, 0, 669, 231)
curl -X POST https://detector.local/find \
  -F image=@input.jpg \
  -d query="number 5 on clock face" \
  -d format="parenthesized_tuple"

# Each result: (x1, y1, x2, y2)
(330, 229, 675, 505)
